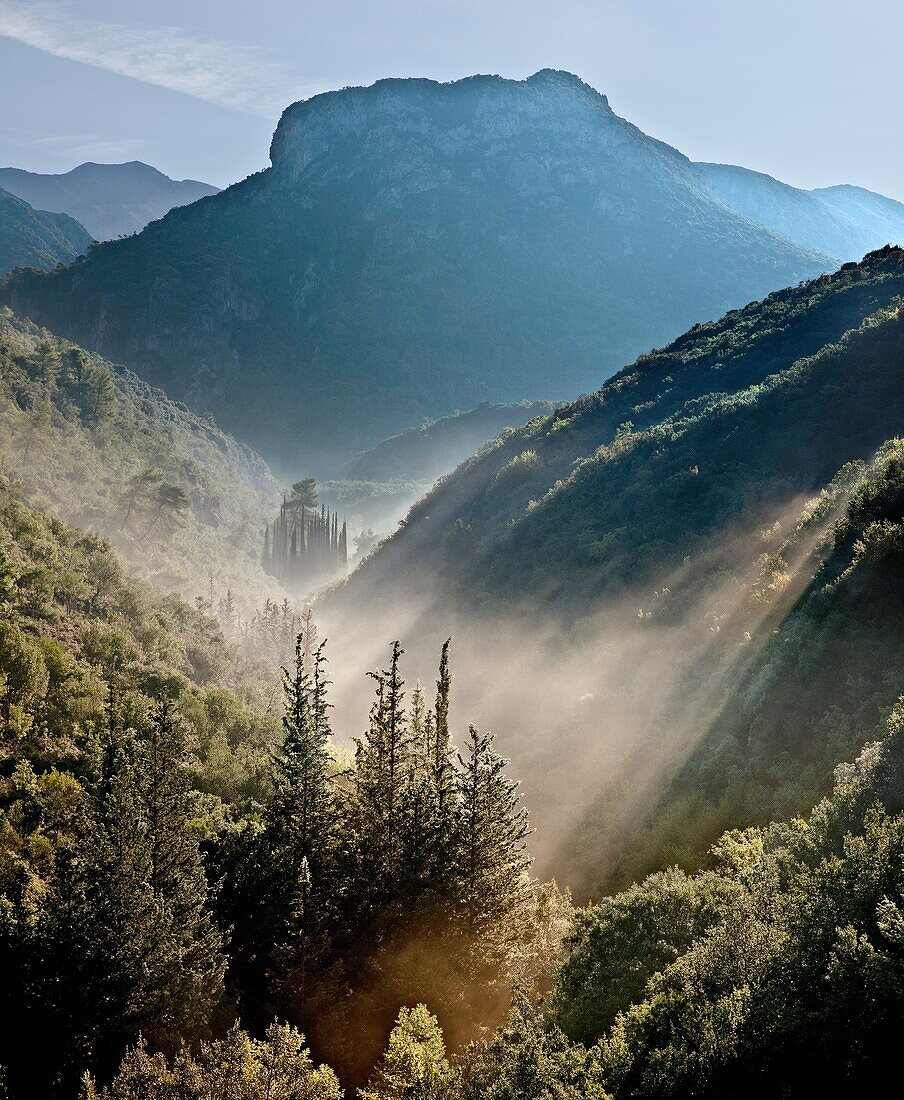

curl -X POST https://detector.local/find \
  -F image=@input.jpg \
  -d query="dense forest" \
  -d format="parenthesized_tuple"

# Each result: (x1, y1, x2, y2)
(0, 483, 555, 1095)
(2, 450, 901, 1096)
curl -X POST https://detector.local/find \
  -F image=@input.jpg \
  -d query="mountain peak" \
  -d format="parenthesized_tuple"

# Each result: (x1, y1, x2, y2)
(527, 67, 606, 99)
(270, 68, 615, 175)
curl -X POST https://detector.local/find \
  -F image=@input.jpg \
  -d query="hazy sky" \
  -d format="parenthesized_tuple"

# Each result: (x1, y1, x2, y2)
(1, 0, 902, 198)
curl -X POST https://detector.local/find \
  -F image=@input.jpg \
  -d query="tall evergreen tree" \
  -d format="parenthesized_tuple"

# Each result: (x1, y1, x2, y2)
(456, 726, 531, 935)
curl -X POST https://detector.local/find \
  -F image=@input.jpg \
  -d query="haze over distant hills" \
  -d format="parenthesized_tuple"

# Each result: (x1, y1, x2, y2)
(344, 400, 559, 484)
(0, 186, 93, 276)
(0, 71, 833, 475)
(0, 161, 219, 241)
(694, 163, 904, 260)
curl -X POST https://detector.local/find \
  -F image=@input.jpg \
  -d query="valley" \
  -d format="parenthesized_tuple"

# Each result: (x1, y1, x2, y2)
(0, 45, 902, 1100)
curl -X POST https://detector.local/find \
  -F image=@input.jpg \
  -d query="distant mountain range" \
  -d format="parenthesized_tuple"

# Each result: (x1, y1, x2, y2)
(0, 71, 835, 475)
(344, 400, 559, 484)
(0, 186, 93, 276)
(694, 163, 904, 260)
(0, 161, 218, 241)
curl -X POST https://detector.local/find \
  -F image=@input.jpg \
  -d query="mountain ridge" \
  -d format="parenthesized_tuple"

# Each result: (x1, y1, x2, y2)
(0, 71, 832, 474)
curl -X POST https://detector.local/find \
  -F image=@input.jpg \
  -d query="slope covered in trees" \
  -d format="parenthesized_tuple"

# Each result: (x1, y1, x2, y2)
(0, 71, 830, 473)
(0, 187, 93, 276)
(0, 161, 218, 242)
(332, 249, 904, 894)
(0, 309, 280, 608)
(351, 247, 904, 611)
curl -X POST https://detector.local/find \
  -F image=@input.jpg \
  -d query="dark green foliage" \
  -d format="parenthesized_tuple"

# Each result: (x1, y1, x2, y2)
(83, 1022, 340, 1100)
(550, 868, 736, 1045)
(0, 705, 226, 1097)
(0, 186, 92, 277)
(456, 726, 531, 933)
(456, 997, 607, 1100)
(215, 637, 537, 1087)
(0, 72, 829, 472)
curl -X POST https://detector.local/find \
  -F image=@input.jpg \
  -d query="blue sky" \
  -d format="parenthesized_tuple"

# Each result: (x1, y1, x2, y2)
(1, 0, 902, 197)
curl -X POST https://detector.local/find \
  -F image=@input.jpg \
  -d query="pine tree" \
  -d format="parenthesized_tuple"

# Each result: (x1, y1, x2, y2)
(269, 636, 337, 875)
(432, 639, 453, 801)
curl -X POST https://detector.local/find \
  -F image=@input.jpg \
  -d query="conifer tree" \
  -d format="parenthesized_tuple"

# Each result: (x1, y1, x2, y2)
(141, 699, 225, 1031)
(269, 635, 337, 878)
(456, 726, 531, 936)
(43, 709, 225, 1089)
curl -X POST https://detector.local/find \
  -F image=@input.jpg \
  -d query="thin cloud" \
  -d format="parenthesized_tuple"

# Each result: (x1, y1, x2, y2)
(0, 0, 308, 116)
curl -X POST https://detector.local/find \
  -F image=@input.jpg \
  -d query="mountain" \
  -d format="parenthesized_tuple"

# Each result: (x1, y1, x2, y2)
(345, 400, 559, 483)
(694, 162, 904, 260)
(0, 187, 93, 276)
(0, 161, 219, 241)
(812, 182, 904, 244)
(0, 71, 831, 475)
(0, 308, 281, 610)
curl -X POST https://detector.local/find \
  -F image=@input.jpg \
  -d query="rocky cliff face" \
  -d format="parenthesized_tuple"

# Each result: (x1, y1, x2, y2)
(0, 71, 831, 475)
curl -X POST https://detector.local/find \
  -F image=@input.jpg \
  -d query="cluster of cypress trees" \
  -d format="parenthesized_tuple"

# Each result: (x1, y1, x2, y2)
(262, 498, 348, 591)
(216, 633, 532, 1082)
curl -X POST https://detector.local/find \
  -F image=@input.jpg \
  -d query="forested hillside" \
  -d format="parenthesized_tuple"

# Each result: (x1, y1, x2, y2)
(598, 440, 904, 887)
(0, 71, 829, 473)
(0, 486, 557, 1097)
(0, 310, 280, 609)
(0, 187, 93, 276)
(352, 246, 904, 610)
(331, 249, 904, 895)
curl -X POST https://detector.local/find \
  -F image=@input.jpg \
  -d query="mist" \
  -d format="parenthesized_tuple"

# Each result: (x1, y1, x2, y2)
(313, 480, 853, 899)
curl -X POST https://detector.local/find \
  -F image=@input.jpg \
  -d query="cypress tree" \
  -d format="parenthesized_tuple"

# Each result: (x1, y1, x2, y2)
(456, 725, 531, 936)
